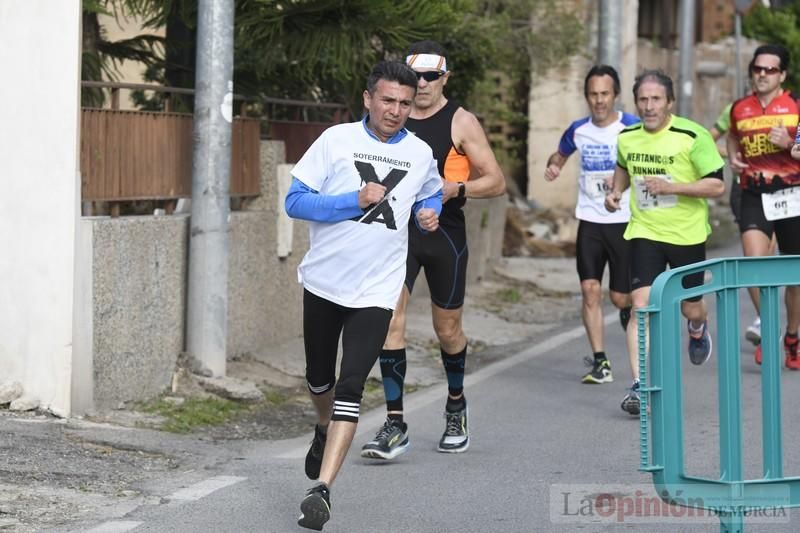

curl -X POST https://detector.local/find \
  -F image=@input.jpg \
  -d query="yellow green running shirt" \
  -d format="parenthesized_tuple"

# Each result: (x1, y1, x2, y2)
(616, 115, 724, 245)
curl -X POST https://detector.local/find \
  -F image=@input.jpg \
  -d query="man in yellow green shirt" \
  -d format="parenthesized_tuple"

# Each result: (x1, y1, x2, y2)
(605, 69, 725, 415)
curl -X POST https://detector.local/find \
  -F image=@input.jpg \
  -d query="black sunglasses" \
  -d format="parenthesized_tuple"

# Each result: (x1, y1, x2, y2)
(415, 70, 445, 82)
(750, 65, 782, 76)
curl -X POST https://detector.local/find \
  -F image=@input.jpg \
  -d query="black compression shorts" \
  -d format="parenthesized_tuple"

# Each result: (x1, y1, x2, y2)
(302, 289, 392, 421)
(739, 187, 800, 254)
(576, 220, 631, 294)
(406, 221, 468, 310)
(629, 238, 706, 302)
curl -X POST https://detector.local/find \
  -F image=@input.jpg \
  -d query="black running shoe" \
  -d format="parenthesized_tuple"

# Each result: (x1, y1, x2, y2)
(304, 424, 326, 480)
(581, 358, 613, 384)
(619, 306, 632, 332)
(298, 483, 331, 531)
(360, 418, 410, 460)
(438, 406, 469, 453)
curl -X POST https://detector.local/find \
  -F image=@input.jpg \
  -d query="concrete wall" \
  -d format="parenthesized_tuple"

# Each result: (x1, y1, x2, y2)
(228, 141, 308, 356)
(465, 197, 508, 285)
(0, 1, 82, 416)
(80, 141, 308, 409)
(85, 216, 188, 409)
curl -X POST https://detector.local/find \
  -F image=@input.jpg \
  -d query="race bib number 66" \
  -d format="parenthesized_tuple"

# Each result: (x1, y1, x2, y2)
(633, 175, 678, 210)
(761, 186, 800, 221)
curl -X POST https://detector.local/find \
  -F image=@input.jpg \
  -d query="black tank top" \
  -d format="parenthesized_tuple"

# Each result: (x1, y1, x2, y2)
(405, 100, 470, 227)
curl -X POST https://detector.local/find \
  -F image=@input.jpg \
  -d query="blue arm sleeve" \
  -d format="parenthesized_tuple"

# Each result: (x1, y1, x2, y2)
(411, 189, 443, 233)
(412, 189, 443, 216)
(284, 178, 363, 222)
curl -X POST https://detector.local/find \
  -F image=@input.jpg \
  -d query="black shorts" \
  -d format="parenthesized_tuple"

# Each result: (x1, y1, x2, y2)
(576, 220, 631, 294)
(629, 238, 705, 302)
(739, 188, 800, 254)
(729, 179, 742, 225)
(406, 221, 468, 310)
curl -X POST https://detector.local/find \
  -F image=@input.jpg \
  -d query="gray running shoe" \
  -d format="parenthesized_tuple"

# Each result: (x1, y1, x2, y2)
(620, 384, 640, 416)
(360, 419, 410, 460)
(582, 358, 613, 384)
(298, 483, 331, 531)
(438, 406, 469, 453)
(688, 320, 712, 365)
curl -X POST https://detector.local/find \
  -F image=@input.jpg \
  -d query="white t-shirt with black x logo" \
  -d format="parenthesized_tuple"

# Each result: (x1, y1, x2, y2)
(292, 120, 441, 309)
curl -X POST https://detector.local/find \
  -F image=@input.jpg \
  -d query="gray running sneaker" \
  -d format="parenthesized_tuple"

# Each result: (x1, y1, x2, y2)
(581, 358, 613, 384)
(688, 320, 712, 365)
(620, 383, 640, 416)
(360, 419, 410, 460)
(298, 483, 331, 531)
(437, 406, 469, 453)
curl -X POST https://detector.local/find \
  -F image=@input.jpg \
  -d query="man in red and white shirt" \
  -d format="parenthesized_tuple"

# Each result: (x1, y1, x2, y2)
(728, 44, 800, 368)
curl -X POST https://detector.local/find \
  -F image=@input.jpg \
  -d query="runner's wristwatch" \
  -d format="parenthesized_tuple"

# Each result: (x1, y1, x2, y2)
(457, 181, 466, 199)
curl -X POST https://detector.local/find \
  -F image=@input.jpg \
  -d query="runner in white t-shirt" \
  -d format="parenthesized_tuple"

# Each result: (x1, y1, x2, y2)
(285, 60, 443, 531)
(544, 65, 639, 386)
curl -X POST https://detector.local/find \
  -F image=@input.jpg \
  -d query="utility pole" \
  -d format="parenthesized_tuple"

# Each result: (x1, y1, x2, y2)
(734, 0, 752, 99)
(677, 0, 696, 117)
(186, 0, 234, 377)
(598, 0, 622, 71)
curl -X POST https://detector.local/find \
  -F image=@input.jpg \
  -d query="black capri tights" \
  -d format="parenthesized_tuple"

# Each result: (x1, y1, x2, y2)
(303, 289, 392, 423)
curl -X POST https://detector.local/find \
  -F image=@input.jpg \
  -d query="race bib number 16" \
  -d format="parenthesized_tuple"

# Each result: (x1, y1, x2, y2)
(585, 170, 613, 200)
(633, 175, 677, 210)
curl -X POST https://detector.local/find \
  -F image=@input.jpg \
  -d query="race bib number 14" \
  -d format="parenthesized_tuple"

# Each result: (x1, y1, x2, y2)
(633, 175, 677, 210)
(761, 186, 800, 221)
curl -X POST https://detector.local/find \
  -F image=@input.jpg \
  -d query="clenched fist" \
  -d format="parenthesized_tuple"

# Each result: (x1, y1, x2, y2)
(358, 182, 387, 208)
(416, 207, 439, 232)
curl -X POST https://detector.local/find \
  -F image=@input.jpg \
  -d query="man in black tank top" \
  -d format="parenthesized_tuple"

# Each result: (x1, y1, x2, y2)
(361, 41, 506, 460)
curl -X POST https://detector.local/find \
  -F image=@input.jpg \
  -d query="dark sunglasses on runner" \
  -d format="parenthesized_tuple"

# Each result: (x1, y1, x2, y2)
(415, 70, 445, 82)
(750, 65, 782, 76)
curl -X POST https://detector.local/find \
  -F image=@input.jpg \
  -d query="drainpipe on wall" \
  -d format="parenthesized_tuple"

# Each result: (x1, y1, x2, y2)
(677, 0, 696, 117)
(733, 0, 752, 99)
(186, 0, 234, 377)
(598, 0, 622, 72)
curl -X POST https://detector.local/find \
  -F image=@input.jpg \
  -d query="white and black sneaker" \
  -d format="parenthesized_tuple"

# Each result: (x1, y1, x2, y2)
(745, 317, 761, 346)
(437, 405, 469, 453)
(360, 419, 410, 460)
(298, 483, 331, 531)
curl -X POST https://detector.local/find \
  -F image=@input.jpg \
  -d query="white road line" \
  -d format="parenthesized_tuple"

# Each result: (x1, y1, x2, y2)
(84, 521, 143, 533)
(166, 475, 247, 502)
(277, 312, 616, 459)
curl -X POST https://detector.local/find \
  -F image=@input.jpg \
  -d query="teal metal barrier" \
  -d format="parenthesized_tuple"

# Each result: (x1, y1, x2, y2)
(639, 255, 800, 532)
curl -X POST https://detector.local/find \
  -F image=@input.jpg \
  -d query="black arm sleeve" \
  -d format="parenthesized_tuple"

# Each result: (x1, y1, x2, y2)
(702, 168, 724, 180)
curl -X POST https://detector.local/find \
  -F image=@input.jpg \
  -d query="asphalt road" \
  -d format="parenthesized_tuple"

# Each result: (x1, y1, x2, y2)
(69, 245, 800, 533)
